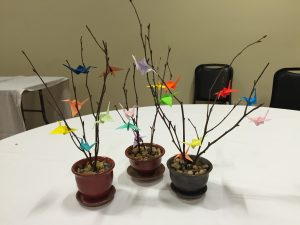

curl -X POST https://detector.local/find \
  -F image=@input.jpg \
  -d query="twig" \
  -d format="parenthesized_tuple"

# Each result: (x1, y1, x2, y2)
(65, 60, 88, 144)
(122, 68, 131, 109)
(194, 63, 269, 161)
(80, 36, 96, 118)
(21, 51, 91, 164)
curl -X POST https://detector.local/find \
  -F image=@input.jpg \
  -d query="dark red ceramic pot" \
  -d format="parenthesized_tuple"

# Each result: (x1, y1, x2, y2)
(71, 156, 115, 200)
(125, 143, 165, 175)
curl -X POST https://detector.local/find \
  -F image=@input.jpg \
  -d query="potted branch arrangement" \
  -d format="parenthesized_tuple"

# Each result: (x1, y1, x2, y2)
(22, 26, 122, 207)
(128, 0, 269, 198)
(115, 65, 165, 181)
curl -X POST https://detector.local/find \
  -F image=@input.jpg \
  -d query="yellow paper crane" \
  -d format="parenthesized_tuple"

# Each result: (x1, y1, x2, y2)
(50, 121, 76, 135)
(146, 83, 166, 89)
(182, 138, 202, 149)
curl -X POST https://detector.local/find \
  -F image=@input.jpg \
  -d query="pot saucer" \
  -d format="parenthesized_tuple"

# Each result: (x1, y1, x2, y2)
(170, 183, 207, 199)
(76, 185, 116, 207)
(127, 164, 165, 181)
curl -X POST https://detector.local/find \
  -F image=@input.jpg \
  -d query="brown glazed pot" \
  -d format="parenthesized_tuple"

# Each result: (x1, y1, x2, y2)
(125, 143, 165, 175)
(71, 156, 115, 200)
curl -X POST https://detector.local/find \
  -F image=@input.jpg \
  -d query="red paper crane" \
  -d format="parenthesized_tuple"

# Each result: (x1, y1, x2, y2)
(62, 98, 89, 117)
(215, 81, 239, 99)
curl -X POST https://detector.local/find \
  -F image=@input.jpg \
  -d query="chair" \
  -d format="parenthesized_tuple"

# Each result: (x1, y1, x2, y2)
(194, 64, 233, 104)
(270, 67, 300, 110)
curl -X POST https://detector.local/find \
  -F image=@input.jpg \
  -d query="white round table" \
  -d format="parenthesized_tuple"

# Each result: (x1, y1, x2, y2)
(0, 104, 299, 225)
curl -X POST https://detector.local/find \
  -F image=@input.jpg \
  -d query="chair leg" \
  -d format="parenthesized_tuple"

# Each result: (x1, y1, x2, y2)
(38, 90, 49, 124)
(21, 101, 27, 129)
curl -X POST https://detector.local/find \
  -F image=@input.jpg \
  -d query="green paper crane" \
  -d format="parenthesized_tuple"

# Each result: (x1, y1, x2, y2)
(95, 102, 114, 124)
(160, 93, 173, 107)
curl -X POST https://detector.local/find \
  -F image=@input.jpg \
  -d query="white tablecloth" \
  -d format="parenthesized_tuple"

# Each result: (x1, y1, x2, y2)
(0, 105, 299, 225)
(0, 76, 70, 139)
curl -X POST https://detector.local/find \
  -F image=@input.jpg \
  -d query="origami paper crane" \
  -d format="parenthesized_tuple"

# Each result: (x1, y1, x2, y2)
(242, 88, 257, 106)
(119, 103, 136, 120)
(50, 121, 76, 135)
(133, 133, 146, 147)
(62, 98, 89, 117)
(63, 64, 95, 75)
(183, 138, 202, 149)
(160, 93, 173, 107)
(79, 138, 95, 152)
(175, 146, 193, 162)
(215, 81, 239, 99)
(147, 77, 180, 91)
(146, 83, 165, 89)
(132, 55, 156, 75)
(102, 66, 123, 77)
(248, 110, 270, 126)
(117, 122, 140, 131)
(95, 102, 113, 124)
(165, 76, 180, 91)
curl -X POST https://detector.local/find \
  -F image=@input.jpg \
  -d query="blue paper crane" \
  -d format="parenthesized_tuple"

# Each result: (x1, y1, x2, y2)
(63, 64, 95, 75)
(242, 88, 257, 106)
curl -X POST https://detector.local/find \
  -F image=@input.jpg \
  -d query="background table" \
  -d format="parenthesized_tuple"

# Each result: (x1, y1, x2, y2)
(0, 76, 70, 139)
(0, 105, 299, 225)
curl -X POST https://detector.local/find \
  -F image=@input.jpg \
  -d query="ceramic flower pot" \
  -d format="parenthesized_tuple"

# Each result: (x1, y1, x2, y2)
(125, 143, 165, 176)
(167, 155, 213, 197)
(71, 156, 115, 207)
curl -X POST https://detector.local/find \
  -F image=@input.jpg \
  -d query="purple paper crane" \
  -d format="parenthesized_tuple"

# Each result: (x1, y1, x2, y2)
(133, 133, 146, 147)
(132, 55, 156, 75)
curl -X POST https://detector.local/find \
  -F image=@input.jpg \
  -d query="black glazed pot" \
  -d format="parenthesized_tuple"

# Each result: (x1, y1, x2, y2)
(167, 155, 213, 196)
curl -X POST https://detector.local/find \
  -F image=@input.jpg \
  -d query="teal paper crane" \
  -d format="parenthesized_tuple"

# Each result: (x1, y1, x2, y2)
(117, 122, 140, 131)
(79, 138, 96, 152)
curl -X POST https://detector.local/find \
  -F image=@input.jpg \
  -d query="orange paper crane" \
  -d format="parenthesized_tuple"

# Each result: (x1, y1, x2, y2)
(175, 146, 193, 162)
(215, 81, 239, 99)
(165, 76, 180, 91)
(62, 98, 89, 117)
(102, 66, 123, 77)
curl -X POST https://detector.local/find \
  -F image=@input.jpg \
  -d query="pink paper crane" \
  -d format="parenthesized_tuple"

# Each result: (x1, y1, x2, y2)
(62, 98, 89, 117)
(119, 103, 136, 120)
(248, 110, 270, 126)
(215, 81, 239, 99)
